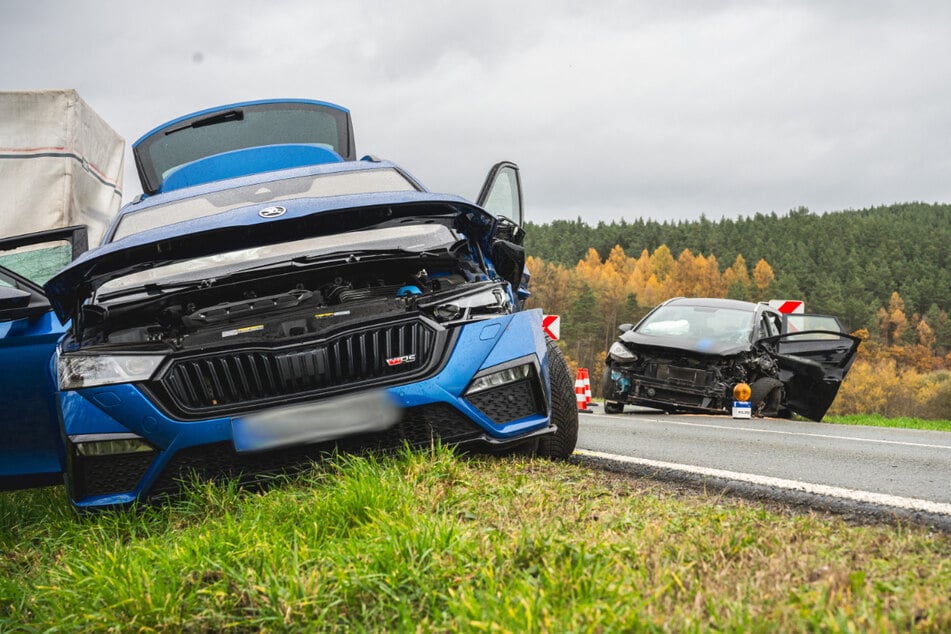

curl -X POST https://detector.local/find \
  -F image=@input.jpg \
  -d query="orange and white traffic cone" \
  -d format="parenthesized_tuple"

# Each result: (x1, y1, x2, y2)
(576, 368, 591, 413)
(582, 368, 593, 408)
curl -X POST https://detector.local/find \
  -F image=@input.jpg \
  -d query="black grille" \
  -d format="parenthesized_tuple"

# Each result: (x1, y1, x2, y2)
(148, 403, 483, 499)
(150, 319, 444, 418)
(71, 450, 157, 499)
(466, 378, 546, 425)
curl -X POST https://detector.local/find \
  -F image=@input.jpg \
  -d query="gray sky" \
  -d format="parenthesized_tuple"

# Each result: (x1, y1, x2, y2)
(3, 1, 951, 224)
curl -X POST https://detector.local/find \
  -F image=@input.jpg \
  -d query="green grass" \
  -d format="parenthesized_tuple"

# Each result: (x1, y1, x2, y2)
(823, 414, 951, 432)
(2, 447, 949, 632)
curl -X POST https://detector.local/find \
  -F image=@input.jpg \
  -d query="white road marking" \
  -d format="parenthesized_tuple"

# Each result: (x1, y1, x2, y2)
(585, 413, 951, 451)
(575, 448, 951, 516)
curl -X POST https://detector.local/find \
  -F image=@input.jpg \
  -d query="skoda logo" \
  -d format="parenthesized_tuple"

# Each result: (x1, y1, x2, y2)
(258, 206, 286, 218)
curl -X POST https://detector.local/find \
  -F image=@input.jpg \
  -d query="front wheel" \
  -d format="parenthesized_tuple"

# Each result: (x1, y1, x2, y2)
(604, 401, 624, 414)
(536, 338, 579, 459)
(750, 377, 784, 417)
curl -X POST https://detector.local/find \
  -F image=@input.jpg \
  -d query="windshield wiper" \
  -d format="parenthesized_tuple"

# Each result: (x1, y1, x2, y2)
(97, 278, 220, 301)
(164, 109, 244, 136)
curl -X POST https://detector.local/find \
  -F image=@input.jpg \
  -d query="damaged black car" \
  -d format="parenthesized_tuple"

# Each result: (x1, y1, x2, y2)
(602, 297, 861, 421)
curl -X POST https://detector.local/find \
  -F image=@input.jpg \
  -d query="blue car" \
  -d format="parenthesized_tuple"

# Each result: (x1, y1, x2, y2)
(0, 99, 578, 510)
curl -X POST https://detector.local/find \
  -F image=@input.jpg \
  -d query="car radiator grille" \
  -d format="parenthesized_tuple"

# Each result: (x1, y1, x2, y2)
(652, 363, 709, 387)
(149, 318, 444, 418)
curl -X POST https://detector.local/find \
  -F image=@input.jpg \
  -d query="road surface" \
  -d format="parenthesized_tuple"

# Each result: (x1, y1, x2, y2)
(575, 406, 951, 528)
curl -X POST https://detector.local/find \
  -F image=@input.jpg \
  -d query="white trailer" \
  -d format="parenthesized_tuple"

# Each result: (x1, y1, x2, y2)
(0, 89, 124, 248)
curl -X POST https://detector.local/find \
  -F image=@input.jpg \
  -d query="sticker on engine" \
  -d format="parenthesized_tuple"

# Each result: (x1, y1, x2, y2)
(314, 310, 351, 319)
(222, 324, 264, 338)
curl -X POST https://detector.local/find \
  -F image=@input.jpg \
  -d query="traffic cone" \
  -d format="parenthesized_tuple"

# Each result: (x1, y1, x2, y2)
(582, 368, 593, 407)
(576, 368, 591, 413)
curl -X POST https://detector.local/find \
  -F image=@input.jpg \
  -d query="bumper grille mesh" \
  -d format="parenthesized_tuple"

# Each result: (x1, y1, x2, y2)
(466, 377, 545, 425)
(72, 450, 157, 499)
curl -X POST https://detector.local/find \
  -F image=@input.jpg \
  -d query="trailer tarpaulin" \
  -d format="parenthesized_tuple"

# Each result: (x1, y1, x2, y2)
(0, 89, 124, 247)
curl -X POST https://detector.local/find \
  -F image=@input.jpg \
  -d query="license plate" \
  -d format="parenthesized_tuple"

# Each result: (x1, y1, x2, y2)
(232, 390, 401, 453)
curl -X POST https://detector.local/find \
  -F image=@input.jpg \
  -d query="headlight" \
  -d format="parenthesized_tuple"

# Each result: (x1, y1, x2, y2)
(466, 363, 533, 395)
(608, 342, 637, 362)
(58, 353, 165, 390)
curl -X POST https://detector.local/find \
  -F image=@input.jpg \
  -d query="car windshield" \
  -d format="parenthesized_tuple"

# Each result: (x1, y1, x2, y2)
(97, 223, 460, 298)
(637, 304, 754, 343)
(111, 168, 418, 242)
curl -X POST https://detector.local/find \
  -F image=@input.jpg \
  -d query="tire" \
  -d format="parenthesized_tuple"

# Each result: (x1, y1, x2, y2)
(604, 401, 624, 414)
(536, 338, 579, 459)
(750, 377, 784, 417)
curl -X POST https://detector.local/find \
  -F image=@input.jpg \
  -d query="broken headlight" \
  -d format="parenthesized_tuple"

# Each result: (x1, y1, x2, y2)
(58, 352, 165, 389)
(608, 341, 637, 362)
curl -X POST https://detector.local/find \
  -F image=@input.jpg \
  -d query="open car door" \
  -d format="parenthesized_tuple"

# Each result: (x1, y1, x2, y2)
(477, 161, 523, 227)
(0, 227, 87, 491)
(476, 162, 528, 298)
(764, 314, 861, 421)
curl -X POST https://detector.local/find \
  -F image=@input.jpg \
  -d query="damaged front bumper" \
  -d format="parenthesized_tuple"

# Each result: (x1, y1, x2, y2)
(58, 310, 554, 509)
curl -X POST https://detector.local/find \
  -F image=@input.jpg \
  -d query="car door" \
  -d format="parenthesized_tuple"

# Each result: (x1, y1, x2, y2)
(762, 314, 861, 421)
(0, 227, 87, 491)
(476, 162, 527, 297)
(476, 161, 523, 227)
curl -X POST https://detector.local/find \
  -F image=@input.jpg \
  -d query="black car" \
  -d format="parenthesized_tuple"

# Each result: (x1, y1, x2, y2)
(602, 297, 860, 421)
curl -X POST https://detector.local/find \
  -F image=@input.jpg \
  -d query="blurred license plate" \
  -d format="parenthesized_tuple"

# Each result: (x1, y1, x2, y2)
(232, 390, 401, 453)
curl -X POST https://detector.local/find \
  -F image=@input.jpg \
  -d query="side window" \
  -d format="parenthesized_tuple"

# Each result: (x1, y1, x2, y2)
(783, 314, 845, 340)
(476, 162, 523, 225)
(0, 241, 72, 286)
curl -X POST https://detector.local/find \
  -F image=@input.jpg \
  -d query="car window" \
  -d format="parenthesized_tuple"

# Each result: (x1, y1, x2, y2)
(783, 314, 845, 340)
(111, 169, 419, 242)
(758, 313, 780, 338)
(135, 102, 353, 194)
(0, 241, 72, 286)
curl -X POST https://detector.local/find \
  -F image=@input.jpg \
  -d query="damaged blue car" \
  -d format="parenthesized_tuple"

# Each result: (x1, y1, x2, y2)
(0, 99, 577, 510)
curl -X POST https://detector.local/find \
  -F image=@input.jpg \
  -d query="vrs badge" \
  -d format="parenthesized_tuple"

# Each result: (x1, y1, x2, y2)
(386, 355, 417, 367)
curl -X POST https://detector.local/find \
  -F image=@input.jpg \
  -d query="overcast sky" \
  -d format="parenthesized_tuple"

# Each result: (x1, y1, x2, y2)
(3, 1, 951, 224)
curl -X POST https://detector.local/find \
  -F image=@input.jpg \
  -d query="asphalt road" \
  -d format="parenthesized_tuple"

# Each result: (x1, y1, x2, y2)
(575, 406, 951, 527)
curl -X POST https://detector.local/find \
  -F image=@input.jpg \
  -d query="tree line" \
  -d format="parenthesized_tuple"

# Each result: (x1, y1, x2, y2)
(525, 203, 950, 331)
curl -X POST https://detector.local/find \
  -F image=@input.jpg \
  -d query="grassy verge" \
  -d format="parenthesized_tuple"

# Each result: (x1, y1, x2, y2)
(823, 414, 951, 432)
(2, 447, 949, 632)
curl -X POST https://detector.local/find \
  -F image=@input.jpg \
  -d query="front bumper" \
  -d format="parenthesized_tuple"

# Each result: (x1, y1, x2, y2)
(604, 366, 732, 414)
(57, 311, 553, 509)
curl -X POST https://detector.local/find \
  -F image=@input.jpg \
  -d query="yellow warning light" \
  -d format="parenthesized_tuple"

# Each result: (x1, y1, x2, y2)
(733, 383, 752, 402)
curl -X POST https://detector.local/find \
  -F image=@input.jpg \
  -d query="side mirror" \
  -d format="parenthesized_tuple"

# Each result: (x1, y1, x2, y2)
(618, 323, 633, 333)
(0, 286, 51, 322)
(0, 286, 31, 311)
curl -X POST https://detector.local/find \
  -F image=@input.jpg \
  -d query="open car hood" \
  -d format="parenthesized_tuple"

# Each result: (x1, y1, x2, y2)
(44, 191, 498, 323)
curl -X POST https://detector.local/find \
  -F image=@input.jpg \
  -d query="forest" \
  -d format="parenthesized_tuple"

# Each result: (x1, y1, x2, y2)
(522, 203, 950, 419)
